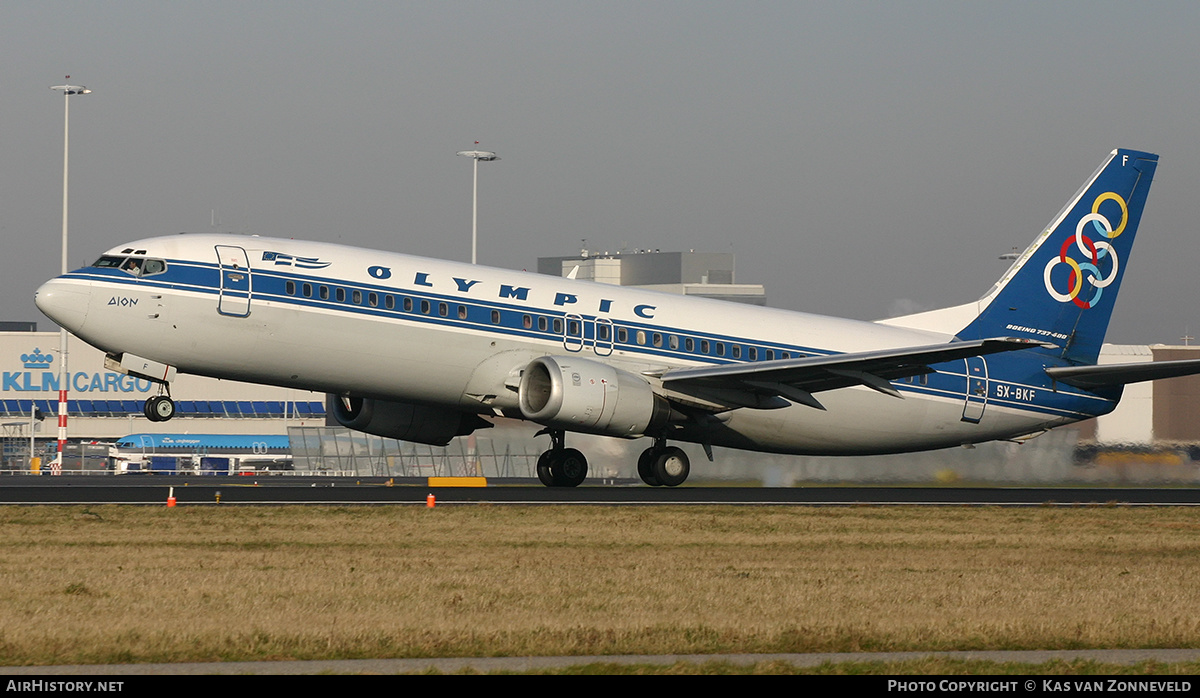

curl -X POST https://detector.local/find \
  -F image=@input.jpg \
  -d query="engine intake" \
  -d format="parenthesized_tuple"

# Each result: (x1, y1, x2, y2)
(518, 356, 670, 438)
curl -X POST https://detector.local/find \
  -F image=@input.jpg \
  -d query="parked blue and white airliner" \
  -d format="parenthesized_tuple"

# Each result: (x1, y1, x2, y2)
(35, 148, 1200, 486)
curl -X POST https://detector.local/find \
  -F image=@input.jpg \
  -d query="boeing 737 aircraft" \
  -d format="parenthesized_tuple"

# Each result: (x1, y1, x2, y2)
(35, 148, 1200, 486)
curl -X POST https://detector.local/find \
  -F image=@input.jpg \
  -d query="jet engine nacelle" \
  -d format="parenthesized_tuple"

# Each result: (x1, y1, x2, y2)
(330, 396, 487, 446)
(517, 356, 671, 438)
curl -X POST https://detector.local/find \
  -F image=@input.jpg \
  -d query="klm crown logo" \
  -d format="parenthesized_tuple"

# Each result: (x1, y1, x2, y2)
(21, 348, 53, 370)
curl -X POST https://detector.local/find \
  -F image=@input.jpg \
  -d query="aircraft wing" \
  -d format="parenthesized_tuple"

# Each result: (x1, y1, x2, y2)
(655, 337, 1045, 411)
(1046, 358, 1200, 389)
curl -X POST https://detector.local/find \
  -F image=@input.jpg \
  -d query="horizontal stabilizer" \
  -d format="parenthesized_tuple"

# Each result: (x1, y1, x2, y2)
(1046, 358, 1200, 389)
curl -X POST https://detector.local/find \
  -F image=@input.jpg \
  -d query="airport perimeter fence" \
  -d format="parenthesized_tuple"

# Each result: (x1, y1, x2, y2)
(8, 423, 1199, 483)
(287, 427, 540, 479)
(0, 426, 541, 478)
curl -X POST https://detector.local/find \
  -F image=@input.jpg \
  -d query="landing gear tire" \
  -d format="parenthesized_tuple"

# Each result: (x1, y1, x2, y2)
(144, 396, 176, 422)
(637, 448, 661, 486)
(652, 447, 690, 487)
(535, 446, 589, 487)
(536, 451, 555, 487)
(553, 448, 588, 487)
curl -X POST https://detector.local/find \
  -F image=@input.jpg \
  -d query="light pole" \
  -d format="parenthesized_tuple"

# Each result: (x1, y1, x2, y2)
(49, 80, 90, 472)
(456, 148, 499, 264)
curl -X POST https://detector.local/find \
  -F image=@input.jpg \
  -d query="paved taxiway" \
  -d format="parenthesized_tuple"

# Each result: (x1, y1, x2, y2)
(6, 649, 1200, 674)
(2, 476, 1199, 505)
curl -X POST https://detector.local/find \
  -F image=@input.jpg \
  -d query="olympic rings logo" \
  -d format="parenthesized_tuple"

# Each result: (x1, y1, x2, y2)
(1042, 191, 1128, 309)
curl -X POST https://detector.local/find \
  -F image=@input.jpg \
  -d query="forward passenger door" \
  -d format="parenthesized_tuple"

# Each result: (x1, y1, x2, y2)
(215, 245, 252, 317)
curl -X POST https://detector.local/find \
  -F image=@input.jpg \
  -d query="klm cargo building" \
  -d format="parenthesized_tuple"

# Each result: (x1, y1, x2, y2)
(1, 329, 326, 470)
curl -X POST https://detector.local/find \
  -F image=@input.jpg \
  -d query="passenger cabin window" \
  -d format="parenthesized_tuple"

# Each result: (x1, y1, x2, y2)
(285, 281, 296, 295)
(457, 305, 467, 320)
(319, 286, 330, 300)
(336, 288, 346, 303)
(302, 283, 313, 298)
(352, 290, 362, 305)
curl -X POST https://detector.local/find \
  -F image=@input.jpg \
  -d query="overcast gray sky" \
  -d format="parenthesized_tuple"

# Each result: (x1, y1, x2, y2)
(4, 1, 1199, 345)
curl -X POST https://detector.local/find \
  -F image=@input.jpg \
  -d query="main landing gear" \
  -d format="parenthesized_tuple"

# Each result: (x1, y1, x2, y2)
(637, 439, 690, 487)
(534, 428, 588, 487)
(534, 430, 692, 488)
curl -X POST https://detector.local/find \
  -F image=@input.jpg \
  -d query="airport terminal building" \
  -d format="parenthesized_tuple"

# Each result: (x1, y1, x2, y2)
(537, 248, 767, 305)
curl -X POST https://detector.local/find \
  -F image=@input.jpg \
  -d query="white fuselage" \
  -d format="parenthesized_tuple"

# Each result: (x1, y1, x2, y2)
(36, 233, 1094, 456)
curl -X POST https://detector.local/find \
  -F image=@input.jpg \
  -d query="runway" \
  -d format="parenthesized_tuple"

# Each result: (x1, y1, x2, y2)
(2, 475, 1199, 505)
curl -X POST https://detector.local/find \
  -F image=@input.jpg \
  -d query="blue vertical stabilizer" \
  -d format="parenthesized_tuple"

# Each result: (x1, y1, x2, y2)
(957, 149, 1158, 365)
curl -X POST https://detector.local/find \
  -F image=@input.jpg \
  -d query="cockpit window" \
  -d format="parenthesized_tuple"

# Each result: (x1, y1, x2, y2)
(92, 255, 167, 277)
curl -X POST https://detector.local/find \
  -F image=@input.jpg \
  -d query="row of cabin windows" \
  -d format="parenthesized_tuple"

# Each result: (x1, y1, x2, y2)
(612, 326, 794, 360)
(286, 280, 396, 309)
(282, 281, 797, 361)
(514, 314, 794, 360)
(285, 281, 470, 317)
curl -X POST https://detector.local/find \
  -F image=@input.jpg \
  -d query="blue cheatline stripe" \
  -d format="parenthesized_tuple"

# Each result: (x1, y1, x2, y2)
(68, 261, 834, 364)
(63, 257, 1112, 420)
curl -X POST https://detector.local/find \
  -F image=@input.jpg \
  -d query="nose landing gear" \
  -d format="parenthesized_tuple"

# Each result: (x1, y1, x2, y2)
(144, 393, 175, 422)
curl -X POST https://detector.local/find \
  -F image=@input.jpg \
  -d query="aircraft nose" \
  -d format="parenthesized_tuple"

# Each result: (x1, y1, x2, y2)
(35, 279, 90, 334)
